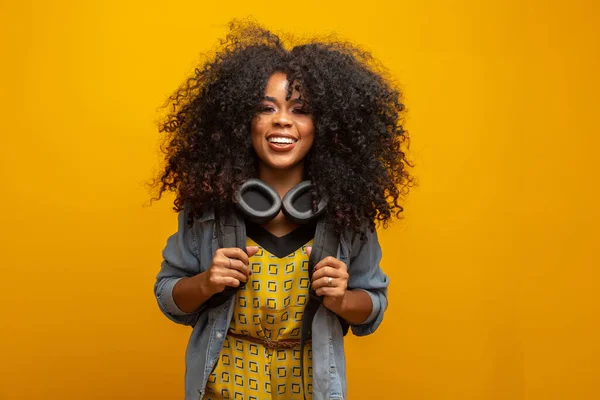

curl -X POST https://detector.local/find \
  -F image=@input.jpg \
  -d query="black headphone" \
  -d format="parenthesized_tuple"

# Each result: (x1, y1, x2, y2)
(234, 178, 327, 224)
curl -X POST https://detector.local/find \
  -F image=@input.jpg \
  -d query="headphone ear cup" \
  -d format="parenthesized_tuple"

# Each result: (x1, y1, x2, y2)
(281, 180, 328, 224)
(234, 178, 282, 224)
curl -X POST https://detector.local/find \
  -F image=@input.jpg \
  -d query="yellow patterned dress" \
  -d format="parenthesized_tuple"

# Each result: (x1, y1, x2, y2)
(204, 220, 316, 400)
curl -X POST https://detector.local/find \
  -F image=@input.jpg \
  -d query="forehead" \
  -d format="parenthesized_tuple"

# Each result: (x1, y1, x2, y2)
(264, 72, 302, 99)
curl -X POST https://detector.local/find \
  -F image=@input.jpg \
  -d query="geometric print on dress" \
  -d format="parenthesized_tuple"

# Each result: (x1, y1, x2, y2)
(204, 236, 315, 400)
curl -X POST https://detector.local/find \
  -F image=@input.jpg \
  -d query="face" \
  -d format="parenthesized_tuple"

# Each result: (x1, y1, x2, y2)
(251, 71, 314, 175)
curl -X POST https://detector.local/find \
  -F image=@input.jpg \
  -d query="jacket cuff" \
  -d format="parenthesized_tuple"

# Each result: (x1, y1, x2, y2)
(156, 277, 195, 317)
(353, 288, 380, 325)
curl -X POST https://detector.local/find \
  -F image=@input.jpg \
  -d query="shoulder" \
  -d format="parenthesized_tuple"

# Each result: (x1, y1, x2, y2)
(180, 202, 216, 227)
(343, 221, 378, 251)
(175, 203, 216, 249)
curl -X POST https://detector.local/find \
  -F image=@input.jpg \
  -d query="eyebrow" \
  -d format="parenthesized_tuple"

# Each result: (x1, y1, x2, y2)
(263, 95, 304, 104)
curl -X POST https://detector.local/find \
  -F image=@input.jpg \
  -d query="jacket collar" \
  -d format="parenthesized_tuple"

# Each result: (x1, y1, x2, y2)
(196, 208, 215, 222)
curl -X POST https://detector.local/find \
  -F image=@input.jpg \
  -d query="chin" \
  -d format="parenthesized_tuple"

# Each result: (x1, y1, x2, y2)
(262, 159, 302, 171)
(269, 163, 297, 170)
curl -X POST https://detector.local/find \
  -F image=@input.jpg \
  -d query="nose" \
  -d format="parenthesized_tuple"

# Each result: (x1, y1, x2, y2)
(272, 108, 292, 128)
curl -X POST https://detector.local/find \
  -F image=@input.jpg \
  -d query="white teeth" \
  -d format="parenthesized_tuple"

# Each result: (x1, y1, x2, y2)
(268, 137, 295, 144)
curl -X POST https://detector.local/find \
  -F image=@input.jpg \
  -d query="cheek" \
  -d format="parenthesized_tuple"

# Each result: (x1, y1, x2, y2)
(300, 134, 315, 156)
(250, 119, 264, 142)
(297, 119, 314, 138)
(300, 123, 315, 147)
(251, 116, 268, 133)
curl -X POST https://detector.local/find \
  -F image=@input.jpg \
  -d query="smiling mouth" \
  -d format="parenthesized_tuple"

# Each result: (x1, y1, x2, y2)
(267, 137, 298, 144)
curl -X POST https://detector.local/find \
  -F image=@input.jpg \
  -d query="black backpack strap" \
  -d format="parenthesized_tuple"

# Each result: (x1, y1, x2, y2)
(300, 218, 340, 400)
(205, 209, 246, 308)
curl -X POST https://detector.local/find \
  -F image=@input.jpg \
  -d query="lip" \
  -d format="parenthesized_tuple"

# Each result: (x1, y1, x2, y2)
(267, 140, 296, 152)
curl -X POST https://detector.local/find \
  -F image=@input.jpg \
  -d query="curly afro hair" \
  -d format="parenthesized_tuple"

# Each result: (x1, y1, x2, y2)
(151, 19, 416, 236)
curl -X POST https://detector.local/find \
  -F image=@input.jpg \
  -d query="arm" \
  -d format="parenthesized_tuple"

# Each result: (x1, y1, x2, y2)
(171, 272, 214, 313)
(309, 226, 389, 334)
(344, 226, 389, 336)
(154, 204, 256, 325)
(326, 288, 373, 325)
(154, 204, 206, 326)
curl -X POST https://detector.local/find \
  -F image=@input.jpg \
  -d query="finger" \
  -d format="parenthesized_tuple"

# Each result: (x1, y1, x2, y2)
(216, 276, 241, 288)
(246, 246, 259, 257)
(312, 276, 346, 290)
(305, 246, 312, 257)
(315, 287, 344, 297)
(221, 256, 251, 277)
(311, 276, 327, 290)
(312, 266, 347, 282)
(221, 247, 250, 265)
(314, 256, 346, 272)
(220, 268, 249, 283)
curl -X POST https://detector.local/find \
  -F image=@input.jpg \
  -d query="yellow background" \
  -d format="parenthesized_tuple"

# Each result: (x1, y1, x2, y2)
(1, 1, 598, 399)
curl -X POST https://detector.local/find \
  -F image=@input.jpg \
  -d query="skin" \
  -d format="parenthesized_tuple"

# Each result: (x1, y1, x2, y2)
(173, 72, 372, 325)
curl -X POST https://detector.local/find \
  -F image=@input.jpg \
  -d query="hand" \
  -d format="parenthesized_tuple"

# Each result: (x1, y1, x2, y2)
(202, 246, 259, 296)
(306, 246, 349, 312)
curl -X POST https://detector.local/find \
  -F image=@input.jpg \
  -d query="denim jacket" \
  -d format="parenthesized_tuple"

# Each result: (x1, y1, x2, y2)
(154, 203, 389, 400)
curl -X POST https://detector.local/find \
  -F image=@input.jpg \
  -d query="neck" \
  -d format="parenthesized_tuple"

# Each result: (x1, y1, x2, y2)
(258, 162, 305, 198)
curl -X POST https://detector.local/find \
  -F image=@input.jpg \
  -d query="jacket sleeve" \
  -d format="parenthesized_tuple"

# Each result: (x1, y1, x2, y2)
(346, 226, 390, 336)
(154, 203, 206, 327)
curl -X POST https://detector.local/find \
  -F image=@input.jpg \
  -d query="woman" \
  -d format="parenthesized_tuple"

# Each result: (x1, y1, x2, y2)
(152, 19, 414, 400)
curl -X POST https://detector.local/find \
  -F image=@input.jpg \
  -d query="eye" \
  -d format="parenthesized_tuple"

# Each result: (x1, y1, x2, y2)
(293, 107, 311, 114)
(258, 105, 275, 113)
